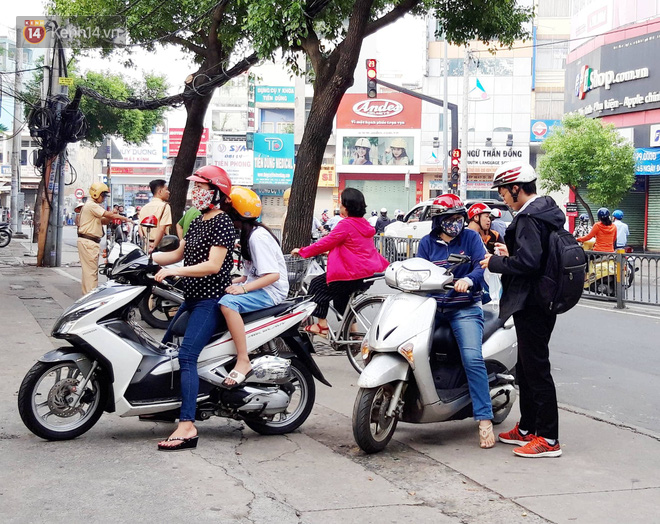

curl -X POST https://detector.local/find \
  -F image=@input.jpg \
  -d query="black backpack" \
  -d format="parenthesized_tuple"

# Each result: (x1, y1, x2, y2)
(536, 226, 587, 314)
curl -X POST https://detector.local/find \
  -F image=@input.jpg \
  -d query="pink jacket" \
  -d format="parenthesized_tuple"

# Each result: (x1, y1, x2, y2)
(299, 217, 389, 283)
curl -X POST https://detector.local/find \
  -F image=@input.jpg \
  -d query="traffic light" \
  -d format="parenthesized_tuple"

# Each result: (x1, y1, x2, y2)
(450, 149, 461, 192)
(366, 58, 377, 98)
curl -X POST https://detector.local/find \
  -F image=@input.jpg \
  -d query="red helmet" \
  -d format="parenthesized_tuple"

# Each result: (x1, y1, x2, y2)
(140, 215, 158, 229)
(468, 203, 492, 220)
(492, 161, 537, 188)
(429, 194, 467, 219)
(187, 165, 232, 196)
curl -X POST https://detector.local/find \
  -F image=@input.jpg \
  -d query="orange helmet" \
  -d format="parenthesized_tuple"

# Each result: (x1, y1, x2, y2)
(230, 186, 262, 219)
(468, 203, 492, 220)
(187, 165, 232, 196)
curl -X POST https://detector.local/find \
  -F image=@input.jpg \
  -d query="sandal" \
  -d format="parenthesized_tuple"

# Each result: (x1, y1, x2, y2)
(157, 435, 199, 452)
(304, 323, 329, 337)
(479, 421, 495, 449)
(220, 369, 253, 390)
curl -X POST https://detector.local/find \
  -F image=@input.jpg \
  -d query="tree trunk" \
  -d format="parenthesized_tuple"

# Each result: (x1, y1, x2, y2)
(167, 90, 214, 225)
(282, 0, 375, 253)
(571, 185, 593, 223)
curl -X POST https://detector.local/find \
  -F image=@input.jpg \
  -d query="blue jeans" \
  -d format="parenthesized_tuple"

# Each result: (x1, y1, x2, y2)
(436, 303, 493, 420)
(162, 298, 223, 422)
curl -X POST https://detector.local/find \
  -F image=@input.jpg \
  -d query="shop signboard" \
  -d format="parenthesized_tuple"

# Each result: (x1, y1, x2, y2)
(253, 133, 294, 185)
(210, 140, 253, 186)
(336, 93, 422, 174)
(168, 128, 209, 157)
(318, 164, 336, 187)
(465, 146, 530, 166)
(634, 147, 660, 175)
(565, 28, 660, 117)
(114, 133, 166, 164)
(255, 86, 295, 105)
(530, 120, 561, 142)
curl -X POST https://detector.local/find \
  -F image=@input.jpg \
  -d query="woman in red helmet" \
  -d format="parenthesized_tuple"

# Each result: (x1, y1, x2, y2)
(417, 194, 495, 449)
(152, 165, 237, 451)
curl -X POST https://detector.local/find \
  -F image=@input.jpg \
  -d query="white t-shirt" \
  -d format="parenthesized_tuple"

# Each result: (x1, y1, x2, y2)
(243, 227, 289, 303)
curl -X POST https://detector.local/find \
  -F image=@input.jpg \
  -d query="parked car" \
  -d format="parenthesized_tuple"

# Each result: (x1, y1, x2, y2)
(382, 198, 512, 258)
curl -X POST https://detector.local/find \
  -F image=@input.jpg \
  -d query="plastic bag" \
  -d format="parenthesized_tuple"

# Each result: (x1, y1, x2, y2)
(485, 268, 502, 306)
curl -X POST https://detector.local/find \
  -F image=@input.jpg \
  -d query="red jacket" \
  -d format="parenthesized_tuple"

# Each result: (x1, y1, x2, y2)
(299, 217, 389, 282)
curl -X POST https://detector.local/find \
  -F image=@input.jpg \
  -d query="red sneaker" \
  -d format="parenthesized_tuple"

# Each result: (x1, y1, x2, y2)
(513, 436, 562, 458)
(498, 423, 535, 446)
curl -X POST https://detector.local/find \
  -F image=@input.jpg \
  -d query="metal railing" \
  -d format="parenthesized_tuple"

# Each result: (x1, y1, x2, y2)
(583, 251, 660, 307)
(375, 235, 422, 262)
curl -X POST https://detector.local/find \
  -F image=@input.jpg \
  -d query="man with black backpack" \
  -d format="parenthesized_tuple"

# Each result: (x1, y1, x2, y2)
(480, 161, 569, 458)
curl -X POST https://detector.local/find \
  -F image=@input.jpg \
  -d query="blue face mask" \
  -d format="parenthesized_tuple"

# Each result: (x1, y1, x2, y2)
(439, 217, 464, 237)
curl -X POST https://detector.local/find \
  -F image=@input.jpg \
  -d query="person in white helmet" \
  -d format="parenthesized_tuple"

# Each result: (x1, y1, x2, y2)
(480, 161, 565, 458)
(349, 138, 373, 165)
(375, 207, 392, 234)
(489, 208, 507, 239)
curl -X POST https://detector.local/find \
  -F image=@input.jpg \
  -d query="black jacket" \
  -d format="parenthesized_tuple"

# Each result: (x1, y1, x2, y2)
(375, 215, 392, 234)
(488, 196, 566, 319)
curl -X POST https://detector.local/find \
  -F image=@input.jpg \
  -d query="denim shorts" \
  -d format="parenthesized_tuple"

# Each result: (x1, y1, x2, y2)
(218, 288, 276, 313)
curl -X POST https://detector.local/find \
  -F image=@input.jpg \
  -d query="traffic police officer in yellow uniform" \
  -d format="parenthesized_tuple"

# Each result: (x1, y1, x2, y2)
(77, 182, 128, 295)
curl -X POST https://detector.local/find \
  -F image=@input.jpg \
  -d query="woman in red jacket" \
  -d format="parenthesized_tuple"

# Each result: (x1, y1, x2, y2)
(291, 188, 389, 335)
(577, 207, 617, 252)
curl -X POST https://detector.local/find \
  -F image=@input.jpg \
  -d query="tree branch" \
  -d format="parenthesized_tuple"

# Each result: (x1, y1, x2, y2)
(364, 0, 420, 38)
(300, 24, 323, 74)
(161, 35, 207, 57)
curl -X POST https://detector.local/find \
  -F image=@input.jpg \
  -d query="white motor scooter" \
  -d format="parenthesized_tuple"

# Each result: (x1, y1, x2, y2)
(18, 236, 329, 441)
(352, 255, 518, 453)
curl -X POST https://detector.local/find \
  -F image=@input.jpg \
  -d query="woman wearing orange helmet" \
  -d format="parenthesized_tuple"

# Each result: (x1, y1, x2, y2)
(152, 165, 237, 451)
(218, 187, 289, 388)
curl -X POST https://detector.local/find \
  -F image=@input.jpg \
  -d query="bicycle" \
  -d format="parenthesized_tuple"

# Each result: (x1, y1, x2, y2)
(284, 255, 387, 373)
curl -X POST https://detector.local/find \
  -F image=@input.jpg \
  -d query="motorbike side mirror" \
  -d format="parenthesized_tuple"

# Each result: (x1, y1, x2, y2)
(156, 235, 180, 253)
(447, 253, 471, 265)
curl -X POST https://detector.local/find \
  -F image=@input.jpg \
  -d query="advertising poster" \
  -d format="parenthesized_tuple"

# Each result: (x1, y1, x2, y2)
(210, 141, 253, 186)
(253, 133, 294, 185)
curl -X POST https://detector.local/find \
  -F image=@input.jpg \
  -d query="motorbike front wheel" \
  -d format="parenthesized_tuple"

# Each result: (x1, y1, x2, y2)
(352, 383, 399, 454)
(0, 229, 11, 248)
(18, 361, 108, 440)
(243, 357, 316, 435)
(139, 292, 180, 329)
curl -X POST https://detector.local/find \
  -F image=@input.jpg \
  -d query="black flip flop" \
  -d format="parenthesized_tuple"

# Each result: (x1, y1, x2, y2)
(157, 435, 199, 452)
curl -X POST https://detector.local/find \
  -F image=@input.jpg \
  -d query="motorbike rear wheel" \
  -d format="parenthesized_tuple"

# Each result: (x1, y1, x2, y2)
(0, 229, 11, 248)
(352, 383, 399, 453)
(139, 292, 180, 329)
(341, 296, 386, 374)
(18, 361, 108, 441)
(243, 357, 316, 435)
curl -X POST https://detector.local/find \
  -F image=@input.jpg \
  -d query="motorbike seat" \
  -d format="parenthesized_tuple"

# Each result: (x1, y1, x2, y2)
(170, 299, 300, 337)
(431, 309, 508, 360)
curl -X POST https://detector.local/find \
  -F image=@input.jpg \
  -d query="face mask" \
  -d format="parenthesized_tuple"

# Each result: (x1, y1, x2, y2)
(192, 186, 214, 211)
(440, 217, 464, 238)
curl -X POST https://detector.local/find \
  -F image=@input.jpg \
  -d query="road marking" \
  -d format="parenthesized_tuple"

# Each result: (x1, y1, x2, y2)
(576, 302, 660, 320)
(52, 268, 81, 283)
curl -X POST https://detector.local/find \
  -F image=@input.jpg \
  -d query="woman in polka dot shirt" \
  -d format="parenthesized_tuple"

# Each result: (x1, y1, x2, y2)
(152, 166, 237, 451)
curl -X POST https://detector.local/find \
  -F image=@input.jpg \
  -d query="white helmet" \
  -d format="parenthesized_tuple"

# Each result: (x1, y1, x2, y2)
(355, 138, 371, 148)
(380, 207, 387, 215)
(492, 161, 537, 188)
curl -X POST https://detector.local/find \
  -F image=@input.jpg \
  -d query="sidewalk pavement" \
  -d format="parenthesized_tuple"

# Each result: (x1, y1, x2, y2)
(1, 238, 659, 524)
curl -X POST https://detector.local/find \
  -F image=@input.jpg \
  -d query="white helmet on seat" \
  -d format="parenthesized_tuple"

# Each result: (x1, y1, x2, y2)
(492, 161, 537, 188)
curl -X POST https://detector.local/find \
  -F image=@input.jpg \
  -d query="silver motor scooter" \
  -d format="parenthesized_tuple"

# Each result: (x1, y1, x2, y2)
(352, 255, 517, 453)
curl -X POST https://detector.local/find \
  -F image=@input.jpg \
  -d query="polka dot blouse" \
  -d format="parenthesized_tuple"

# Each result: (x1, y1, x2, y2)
(182, 212, 237, 300)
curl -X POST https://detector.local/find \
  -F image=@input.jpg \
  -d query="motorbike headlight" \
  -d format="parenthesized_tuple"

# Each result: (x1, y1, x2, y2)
(396, 269, 431, 291)
(360, 337, 371, 362)
(397, 342, 415, 369)
(52, 296, 117, 335)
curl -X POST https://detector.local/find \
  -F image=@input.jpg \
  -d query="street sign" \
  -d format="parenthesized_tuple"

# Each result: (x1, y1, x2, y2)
(75, 188, 84, 199)
(59, 77, 74, 86)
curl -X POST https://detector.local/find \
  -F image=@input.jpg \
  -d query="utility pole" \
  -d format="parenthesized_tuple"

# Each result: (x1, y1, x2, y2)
(442, 39, 449, 193)
(460, 47, 470, 200)
(10, 44, 25, 238)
